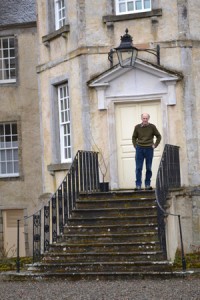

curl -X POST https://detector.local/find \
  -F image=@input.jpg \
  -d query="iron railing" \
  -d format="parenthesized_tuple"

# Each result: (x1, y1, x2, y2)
(16, 150, 99, 272)
(156, 144, 186, 271)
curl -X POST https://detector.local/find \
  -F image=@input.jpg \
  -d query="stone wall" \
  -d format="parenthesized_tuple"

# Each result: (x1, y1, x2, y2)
(166, 187, 200, 261)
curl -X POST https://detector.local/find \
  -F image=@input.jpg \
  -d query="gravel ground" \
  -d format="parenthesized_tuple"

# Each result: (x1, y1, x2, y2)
(0, 278, 199, 300)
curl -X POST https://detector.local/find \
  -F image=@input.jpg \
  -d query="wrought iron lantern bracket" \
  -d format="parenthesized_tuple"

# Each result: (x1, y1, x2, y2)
(108, 28, 160, 68)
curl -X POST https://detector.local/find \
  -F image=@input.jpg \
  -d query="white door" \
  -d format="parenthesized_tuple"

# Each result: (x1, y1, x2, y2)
(115, 101, 163, 189)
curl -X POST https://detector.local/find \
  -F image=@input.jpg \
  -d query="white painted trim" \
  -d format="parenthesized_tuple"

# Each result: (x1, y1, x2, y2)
(107, 95, 168, 190)
(160, 78, 178, 105)
(115, 0, 151, 15)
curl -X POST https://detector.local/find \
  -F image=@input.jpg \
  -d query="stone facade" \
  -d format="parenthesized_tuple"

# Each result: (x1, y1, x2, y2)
(36, 0, 200, 256)
(0, 1, 42, 256)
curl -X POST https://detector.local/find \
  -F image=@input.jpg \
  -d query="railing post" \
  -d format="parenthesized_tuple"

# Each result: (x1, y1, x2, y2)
(178, 215, 187, 271)
(22, 150, 99, 264)
(156, 144, 186, 270)
(16, 219, 20, 273)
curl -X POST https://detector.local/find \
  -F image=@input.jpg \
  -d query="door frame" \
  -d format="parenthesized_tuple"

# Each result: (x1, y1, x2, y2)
(107, 94, 169, 190)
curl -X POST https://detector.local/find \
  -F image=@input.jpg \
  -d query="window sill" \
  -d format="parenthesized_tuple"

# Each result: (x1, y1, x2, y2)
(47, 163, 71, 174)
(0, 175, 21, 181)
(0, 79, 16, 84)
(42, 24, 70, 44)
(103, 9, 162, 23)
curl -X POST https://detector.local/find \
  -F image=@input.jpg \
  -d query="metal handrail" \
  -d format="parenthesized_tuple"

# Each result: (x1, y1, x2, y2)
(155, 144, 186, 271)
(16, 150, 99, 272)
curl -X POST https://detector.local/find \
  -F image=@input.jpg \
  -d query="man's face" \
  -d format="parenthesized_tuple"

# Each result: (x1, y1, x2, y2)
(141, 114, 149, 125)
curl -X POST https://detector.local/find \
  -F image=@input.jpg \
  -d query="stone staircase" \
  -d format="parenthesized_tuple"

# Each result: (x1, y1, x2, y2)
(28, 190, 173, 279)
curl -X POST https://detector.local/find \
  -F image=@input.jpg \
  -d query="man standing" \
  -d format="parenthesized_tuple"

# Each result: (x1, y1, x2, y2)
(132, 113, 161, 190)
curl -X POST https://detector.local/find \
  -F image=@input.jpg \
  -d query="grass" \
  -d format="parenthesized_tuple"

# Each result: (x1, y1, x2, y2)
(173, 250, 200, 270)
(0, 257, 33, 272)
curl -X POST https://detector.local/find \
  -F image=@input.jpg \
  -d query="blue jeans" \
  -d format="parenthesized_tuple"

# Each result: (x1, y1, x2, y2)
(135, 145, 154, 187)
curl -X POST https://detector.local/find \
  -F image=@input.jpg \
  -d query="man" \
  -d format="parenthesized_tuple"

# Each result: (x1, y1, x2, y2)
(132, 113, 161, 190)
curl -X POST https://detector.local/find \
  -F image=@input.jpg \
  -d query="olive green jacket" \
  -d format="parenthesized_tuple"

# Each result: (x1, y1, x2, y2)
(132, 123, 161, 148)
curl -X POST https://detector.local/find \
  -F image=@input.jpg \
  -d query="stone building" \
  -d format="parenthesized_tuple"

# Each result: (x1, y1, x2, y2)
(35, 0, 200, 260)
(0, 0, 196, 261)
(0, 1, 42, 257)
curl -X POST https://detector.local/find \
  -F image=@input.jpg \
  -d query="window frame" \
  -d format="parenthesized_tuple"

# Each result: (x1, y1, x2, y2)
(0, 36, 16, 84)
(115, 0, 151, 15)
(54, 0, 66, 30)
(57, 83, 72, 163)
(0, 122, 19, 178)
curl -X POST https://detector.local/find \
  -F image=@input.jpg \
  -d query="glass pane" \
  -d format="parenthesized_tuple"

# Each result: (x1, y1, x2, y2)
(136, 0, 142, 10)
(5, 135, 11, 142)
(68, 135, 71, 146)
(2, 39, 8, 48)
(64, 136, 67, 147)
(61, 99, 64, 110)
(10, 58, 15, 66)
(144, 0, 150, 9)
(65, 148, 68, 159)
(60, 88, 63, 98)
(1, 162, 6, 174)
(0, 125, 4, 135)
(68, 111, 70, 122)
(10, 69, 16, 78)
(64, 125, 67, 134)
(9, 38, 15, 48)
(68, 148, 71, 158)
(67, 123, 70, 134)
(7, 162, 13, 173)
(4, 59, 9, 68)
(5, 124, 11, 135)
(0, 137, 4, 148)
(14, 149, 18, 160)
(63, 87, 66, 98)
(127, 2, 134, 11)
(3, 49, 8, 57)
(12, 140, 18, 147)
(7, 149, 12, 160)
(12, 123, 17, 135)
(61, 111, 64, 123)
(10, 49, 15, 57)
(0, 150, 6, 161)
(14, 161, 19, 173)
(65, 111, 68, 122)
(119, 3, 126, 12)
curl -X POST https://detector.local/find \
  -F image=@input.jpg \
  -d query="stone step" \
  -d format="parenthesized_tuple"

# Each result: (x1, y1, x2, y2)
(70, 206, 157, 218)
(28, 260, 173, 273)
(7, 270, 194, 281)
(67, 215, 158, 226)
(57, 232, 159, 243)
(48, 241, 160, 253)
(63, 223, 158, 234)
(79, 190, 155, 201)
(42, 251, 165, 263)
(28, 189, 170, 277)
(76, 198, 156, 209)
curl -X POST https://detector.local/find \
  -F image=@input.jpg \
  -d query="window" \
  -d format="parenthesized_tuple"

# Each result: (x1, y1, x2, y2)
(58, 84, 72, 163)
(0, 123, 19, 177)
(0, 37, 16, 83)
(55, 0, 66, 30)
(116, 0, 151, 15)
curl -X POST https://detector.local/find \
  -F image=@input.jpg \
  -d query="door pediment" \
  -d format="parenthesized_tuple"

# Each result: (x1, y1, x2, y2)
(88, 60, 183, 109)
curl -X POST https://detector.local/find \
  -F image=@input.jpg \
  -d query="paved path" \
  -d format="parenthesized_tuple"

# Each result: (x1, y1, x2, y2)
(0, 278, 200, 300)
